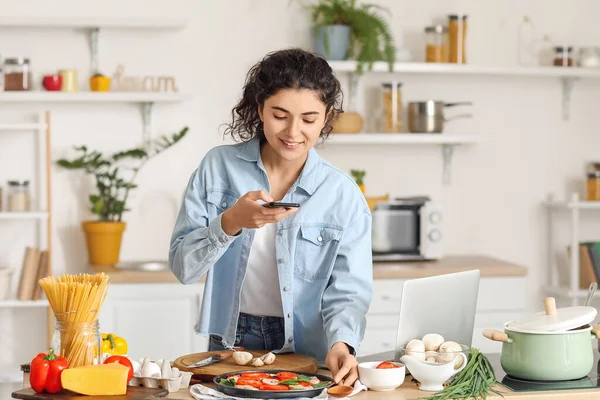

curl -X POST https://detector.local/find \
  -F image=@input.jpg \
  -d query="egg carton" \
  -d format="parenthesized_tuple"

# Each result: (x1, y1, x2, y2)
(128, 371, 193, 393)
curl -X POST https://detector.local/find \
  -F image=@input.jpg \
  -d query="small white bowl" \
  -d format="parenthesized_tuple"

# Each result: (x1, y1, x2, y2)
(358, 361, 405, 391)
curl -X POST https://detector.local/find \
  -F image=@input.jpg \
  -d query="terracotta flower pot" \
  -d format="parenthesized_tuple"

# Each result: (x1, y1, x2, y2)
(81, 221, 126, 265)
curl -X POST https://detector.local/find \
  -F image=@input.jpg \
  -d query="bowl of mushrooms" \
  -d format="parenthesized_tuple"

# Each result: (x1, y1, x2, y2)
(398, 333, 469, 391)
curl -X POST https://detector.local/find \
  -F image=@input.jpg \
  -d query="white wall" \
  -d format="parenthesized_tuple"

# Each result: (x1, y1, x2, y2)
(1, 0, 600, 385)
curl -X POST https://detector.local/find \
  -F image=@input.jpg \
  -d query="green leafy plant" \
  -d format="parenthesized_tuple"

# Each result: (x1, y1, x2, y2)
(420, 348, 502, 400)
(56, 126, 188, 222)
(350, 169, 365, 185)
(296, 0, 396, 73)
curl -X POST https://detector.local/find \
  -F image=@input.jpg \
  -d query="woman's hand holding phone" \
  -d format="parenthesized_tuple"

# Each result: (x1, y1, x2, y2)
(221, 190, 298, 236)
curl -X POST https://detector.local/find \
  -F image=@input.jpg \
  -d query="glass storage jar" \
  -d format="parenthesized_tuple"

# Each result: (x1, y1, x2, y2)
(6, 180, 30, 212)
(553, 46, 573, 67)
(381, 82, 402, 133)
(586, 171, 600, 201)
(51, 317, 102, 368)
(425, 25, 448, 63)
(3, 57, 31, 91)
(448, 14, 467, 63)
(578, 47, 600, 68)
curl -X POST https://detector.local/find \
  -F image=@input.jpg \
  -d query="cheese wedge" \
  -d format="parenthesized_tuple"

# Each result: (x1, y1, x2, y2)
(61, 363, 128, 395)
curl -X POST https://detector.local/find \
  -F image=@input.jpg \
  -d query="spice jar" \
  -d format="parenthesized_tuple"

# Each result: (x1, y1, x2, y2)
(425, 25, 448, 63)
(553, 46, 573, 67)
(52, 317, 101, 368)
(448, 14, 467, 63)
(587, 171, 600, 201)
(7, 180, 31, 212)
(381, 82, 402, 133)
(3, 57, 32, 91)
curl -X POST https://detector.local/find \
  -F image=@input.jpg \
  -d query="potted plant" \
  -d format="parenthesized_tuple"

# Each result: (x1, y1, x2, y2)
(350, 169, 366, 193)
(56, 127, 188, 265)
(89, 72, 111, 92)
(296, 0, 396, 72)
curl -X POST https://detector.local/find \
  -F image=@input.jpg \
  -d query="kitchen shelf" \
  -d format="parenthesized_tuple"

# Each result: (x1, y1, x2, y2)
(0, 365, 22, 384)
(0, 299, 48, 308)
(322, 134, 479, 184)
(0, 123, 47, 131)
(328, 60, 600, 78)
(329, 61, 598, 121)
(543, 193, 600, 306)
(326, 133, 479, 145)
(0, 212, 49, 220)
(0, 92, 189, 103)
(0, 17, 186, 30)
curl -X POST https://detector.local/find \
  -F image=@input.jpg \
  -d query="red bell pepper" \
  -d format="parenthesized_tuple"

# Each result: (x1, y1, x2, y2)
(30, 347, 69, 393)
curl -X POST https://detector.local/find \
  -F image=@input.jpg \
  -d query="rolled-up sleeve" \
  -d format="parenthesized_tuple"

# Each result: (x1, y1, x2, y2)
(168, 167, 239, 284)
(321, 208, 373, 353)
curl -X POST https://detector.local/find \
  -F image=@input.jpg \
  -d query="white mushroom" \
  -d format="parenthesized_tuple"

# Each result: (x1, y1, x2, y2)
(424, 351, 438, 363)
(422, 333, 445, 352)
(309, 376, 320, 385)
(250, 357, 265, 367)
(232, 351, 253, 366)
(404, 339, 426, 361)
(260, 352, 276, 365)
(438, 341, 464, 368)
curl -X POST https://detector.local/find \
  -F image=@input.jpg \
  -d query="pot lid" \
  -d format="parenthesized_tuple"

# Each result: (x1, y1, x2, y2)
(508, 299, 597, 332)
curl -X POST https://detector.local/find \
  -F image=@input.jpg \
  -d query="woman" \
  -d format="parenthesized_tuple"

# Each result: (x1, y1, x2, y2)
(168, 48, 372, 386)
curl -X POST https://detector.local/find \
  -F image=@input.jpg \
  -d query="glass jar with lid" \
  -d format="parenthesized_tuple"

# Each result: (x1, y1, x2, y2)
(425, 25, 448, 63)
(448, 14, 467, 63)
(586, 171, 600, 201)
(4, 57, 32, 91)
(7, 180, 31, 212)
(553, 46, 573, 67)
(578, 47, 600, 68)
(51, 316, 102, 368)
(381, 82, 402, 133)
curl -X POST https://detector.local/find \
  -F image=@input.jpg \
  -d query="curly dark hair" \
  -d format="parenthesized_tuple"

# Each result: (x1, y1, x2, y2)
(222, 48, 343, 142)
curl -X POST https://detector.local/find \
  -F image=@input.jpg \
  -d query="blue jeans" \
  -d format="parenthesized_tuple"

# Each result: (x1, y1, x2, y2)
(208, 312, 285, 352)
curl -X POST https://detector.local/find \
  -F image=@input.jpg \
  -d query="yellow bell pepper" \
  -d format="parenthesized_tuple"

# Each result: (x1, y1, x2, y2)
(89, 74, 111, 92)
(100, 333, 128, 356)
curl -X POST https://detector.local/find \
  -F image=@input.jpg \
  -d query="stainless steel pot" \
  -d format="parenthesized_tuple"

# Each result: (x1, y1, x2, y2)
(407, 101, 472, 133)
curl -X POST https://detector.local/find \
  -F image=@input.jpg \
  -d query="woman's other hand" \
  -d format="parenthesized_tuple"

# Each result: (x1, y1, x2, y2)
(221, 190, 298, 235)
(326, 342, 359, 386)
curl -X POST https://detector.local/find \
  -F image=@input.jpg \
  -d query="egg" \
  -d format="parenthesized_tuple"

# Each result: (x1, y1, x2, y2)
(141, 361, 161, 378)
(130, 359, 142, 377)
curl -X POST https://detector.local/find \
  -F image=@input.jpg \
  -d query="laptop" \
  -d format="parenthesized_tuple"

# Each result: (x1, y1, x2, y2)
(392, 270, 481, 362)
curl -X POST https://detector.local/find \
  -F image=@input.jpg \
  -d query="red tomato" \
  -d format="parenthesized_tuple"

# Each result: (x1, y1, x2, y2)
(276, 372, 298, 381)
(104, 355, 134, 382)
(241, 372, 270, 379)
(259, 384, 289, 391)
(236, 378, 262, 388)
(296, 381, 312, 387)
(376, 361, 400, 369)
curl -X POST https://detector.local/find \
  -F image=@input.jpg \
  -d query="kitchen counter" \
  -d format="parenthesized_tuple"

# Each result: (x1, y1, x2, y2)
(92, 255, 527, 283)
(165, 374, 600, 400)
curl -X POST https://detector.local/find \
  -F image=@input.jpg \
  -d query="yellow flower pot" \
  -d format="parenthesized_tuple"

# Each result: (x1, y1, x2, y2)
(89, 76, 111, 92)
(81, 221, 126, 265)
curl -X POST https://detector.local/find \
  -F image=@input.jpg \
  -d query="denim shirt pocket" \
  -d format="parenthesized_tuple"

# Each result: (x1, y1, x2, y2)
(206, 190, 239, 218)
(294, 225, 343, 281)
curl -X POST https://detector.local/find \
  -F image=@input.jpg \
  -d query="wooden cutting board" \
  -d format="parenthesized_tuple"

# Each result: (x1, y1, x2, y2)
(11, 386, 168, 400)
(173, 350, 318, 382)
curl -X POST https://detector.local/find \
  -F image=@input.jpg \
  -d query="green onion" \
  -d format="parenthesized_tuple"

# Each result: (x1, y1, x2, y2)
(419, 348, 503, 400)
(296, 375, 312, 382)
(312, 381, 331, 389)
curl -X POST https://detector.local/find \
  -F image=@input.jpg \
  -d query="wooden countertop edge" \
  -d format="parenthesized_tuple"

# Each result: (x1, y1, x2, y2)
(91, 255, 528, 284)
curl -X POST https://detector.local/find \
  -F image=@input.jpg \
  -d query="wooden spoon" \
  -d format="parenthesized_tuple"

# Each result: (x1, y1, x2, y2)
(327, 385, 353, 398)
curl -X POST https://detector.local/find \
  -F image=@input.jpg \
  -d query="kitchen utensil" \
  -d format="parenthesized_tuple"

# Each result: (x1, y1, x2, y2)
(407, 101, 472, 133)
(187, 349, 237, 368)
(507, 297, 596, 332)
(213, 369, 333, 399)
(400, 352, 467, 391)
(357, 361, 406, 392)
(585, 282, 597, 306)
(483, 296, 600, 381)
(327, 385, 353, 398)
(11, 386, 168, 400)
(172, 350, 318, 382)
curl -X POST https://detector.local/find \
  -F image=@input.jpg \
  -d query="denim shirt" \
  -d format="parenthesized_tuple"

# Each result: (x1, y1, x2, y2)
(168, 137, 373, 362)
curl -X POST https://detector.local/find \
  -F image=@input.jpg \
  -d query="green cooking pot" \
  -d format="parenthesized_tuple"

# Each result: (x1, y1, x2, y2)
(484, 323, 599, 381)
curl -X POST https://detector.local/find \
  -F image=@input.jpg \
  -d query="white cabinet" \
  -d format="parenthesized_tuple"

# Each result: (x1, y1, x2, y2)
(97, 283, 208, 362)
(359, 277, 526, 357)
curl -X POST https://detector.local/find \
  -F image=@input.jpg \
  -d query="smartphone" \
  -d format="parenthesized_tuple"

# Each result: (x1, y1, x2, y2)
(266, 202, 300, 208)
